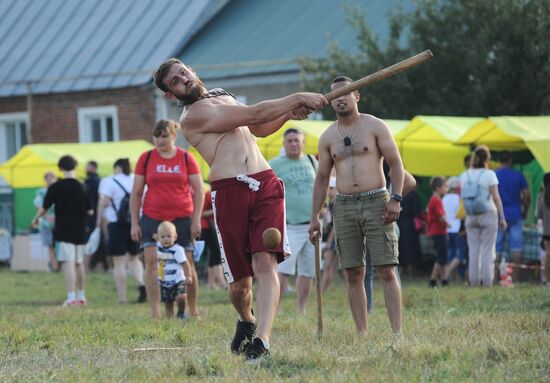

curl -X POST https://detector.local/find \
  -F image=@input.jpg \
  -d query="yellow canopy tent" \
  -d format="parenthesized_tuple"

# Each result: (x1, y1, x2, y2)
(188, 119, 409, 181)
(0, 140, 154, 188)
(256, 119, 409, 160)
(457, 116, 550, 222)
(0, 140, 153, 232)
(457, 116, 550, 172)
(256, 120, 333, 160)
(395, 116, 483, 176)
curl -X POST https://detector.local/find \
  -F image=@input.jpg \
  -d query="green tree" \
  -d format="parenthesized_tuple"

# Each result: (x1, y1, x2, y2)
(300, 0, 550, 119)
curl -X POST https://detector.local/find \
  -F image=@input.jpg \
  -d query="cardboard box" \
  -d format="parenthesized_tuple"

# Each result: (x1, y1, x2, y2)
(10, 234, 50, 272)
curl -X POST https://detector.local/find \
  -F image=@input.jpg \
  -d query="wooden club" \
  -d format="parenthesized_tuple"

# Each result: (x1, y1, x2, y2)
(323, 50, 433, 101)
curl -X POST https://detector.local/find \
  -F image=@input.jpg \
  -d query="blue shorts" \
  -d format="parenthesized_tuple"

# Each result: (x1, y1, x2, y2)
(39, 228, 53, 247)
(447, 233, 465, 263)
(496, 219, 523, 253)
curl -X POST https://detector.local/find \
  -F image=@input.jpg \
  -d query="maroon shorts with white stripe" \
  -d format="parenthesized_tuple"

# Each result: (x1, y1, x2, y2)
(211, 169, 289, 284)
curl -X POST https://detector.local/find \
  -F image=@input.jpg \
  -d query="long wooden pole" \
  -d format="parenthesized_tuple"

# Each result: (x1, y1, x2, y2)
(323, 50, 433, 101)
(314, 232, 323, 339)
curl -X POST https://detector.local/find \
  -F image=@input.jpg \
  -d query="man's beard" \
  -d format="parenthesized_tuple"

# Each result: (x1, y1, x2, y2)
(175, 79, 206, 105)
(336, 109, 352, 117)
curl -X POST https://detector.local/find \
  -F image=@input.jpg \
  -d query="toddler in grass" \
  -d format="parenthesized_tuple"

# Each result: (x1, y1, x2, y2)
(154, 221, 193, 319)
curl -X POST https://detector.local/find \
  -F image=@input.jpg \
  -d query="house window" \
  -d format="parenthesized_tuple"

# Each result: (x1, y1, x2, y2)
(0, 113, 28, 163)
(78, 106, 119, 143)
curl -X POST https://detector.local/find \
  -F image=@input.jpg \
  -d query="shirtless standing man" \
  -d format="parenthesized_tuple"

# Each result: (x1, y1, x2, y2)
(153, 58, 327, 360)
(309, 76, 404, 336)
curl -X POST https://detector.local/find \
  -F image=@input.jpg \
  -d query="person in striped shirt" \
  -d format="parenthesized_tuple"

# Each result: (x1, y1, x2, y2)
(155, 221, 193, 319)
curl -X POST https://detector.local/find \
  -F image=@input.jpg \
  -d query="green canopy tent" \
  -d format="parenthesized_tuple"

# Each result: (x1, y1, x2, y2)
(457, 116, 550, 171)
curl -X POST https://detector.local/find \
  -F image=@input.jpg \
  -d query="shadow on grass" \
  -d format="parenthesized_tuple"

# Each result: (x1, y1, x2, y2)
(7, 300, 62, 307)
(254, 356, 320, 378)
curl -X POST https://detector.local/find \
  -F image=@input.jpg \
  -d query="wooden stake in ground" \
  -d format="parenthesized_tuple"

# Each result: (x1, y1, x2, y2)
(130, 347, 187, 352)
(323, 50, 433, 102)
(314, 232, 323, 339)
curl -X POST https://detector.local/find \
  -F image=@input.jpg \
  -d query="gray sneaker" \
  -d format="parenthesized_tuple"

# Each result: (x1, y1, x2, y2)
(244, 338, 270, 361)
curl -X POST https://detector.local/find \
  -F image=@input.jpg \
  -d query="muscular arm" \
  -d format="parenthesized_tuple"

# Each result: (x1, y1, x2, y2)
(389, 168, 416, 197)
(377, 119, 404, 223)
(377, 121, 404, 196)
(402, 170, 416, 197)
(309, 135, 333, 241)
(249, 106, 316, 138)
(248, 114, 290, 138)
(182, 93, 325, 135)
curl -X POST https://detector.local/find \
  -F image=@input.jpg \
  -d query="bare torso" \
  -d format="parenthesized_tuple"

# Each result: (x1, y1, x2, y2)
(326, 114, 386, 194)
(180, 96, 270, 181)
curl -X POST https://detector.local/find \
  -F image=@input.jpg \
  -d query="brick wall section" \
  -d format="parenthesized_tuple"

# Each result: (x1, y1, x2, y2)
(0, 85, 157, 143)
(0, 96, 26, 114)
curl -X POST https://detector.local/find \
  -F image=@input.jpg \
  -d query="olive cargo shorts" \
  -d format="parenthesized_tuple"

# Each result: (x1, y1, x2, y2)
(333, 190, 399, 268)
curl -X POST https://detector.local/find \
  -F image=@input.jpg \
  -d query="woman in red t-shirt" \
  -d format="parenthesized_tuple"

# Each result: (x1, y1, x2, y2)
(130, 119, 204, 319)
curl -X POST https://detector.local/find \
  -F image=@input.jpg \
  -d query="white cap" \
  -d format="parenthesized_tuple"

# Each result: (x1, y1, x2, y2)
(448, 176, 461, 189)
(329, 176, 337, 188)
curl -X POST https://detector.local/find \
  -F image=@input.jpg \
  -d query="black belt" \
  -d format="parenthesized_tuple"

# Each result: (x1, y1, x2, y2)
(287, 221, 310, 225)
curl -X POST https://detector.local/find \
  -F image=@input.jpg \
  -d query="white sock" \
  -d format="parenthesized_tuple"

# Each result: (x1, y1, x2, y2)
(257, 338, 269, 350)
(77, 290, 85, 300)
(67, 291, 76, 302)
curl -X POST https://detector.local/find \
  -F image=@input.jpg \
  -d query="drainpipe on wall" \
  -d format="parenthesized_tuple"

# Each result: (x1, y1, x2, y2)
(155, 89, 168, 121)
(26, 81, 33, 144)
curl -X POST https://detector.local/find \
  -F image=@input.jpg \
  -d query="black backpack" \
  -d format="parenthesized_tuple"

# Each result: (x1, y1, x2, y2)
(111, 178, 131, 225)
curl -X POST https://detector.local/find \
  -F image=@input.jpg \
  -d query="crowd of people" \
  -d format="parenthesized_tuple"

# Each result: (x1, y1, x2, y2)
(27, 57, 550, 363)
(30, 121, 224, 315)
(422, 146, 549, 289)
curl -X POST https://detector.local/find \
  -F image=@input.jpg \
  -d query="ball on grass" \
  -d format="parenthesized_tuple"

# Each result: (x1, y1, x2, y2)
(262, 227, 281, 250)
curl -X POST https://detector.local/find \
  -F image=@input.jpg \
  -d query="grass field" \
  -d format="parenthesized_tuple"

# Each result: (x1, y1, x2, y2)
(0, 269, 548, 382)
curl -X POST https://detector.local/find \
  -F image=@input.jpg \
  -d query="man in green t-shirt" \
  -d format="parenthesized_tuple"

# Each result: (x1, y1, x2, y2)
(270, 128, 317, 314)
